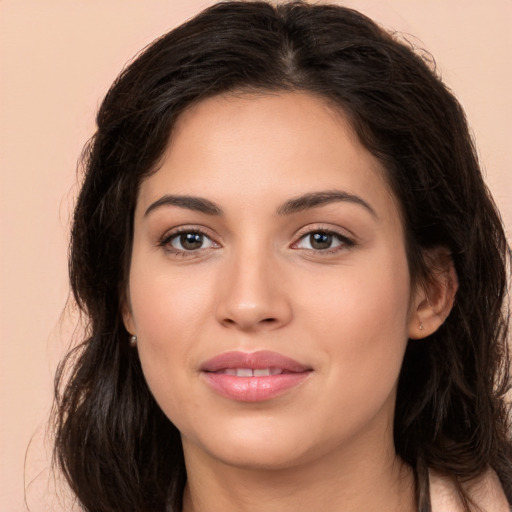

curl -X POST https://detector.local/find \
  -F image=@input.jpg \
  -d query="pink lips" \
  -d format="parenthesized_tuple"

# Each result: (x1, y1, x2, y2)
(200, 350, 312, 402)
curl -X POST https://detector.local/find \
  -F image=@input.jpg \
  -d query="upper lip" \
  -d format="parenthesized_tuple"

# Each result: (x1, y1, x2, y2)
(200, 350, 311, 373)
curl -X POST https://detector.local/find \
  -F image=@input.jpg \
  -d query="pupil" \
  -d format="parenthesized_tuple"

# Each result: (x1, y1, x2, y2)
(311, 232, 332, 249)
(181, 233, 203, 250)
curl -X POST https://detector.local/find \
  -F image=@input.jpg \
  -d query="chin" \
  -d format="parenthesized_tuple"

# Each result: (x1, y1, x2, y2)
(209, 444, 308, 471)
(182, 419, 316, 471)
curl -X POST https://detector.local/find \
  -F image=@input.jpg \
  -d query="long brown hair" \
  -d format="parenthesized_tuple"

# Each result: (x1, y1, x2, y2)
(54, 2, 512, 511)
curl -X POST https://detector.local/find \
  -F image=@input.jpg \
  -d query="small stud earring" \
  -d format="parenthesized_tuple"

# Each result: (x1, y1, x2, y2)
(129, 335, 137, 347)
(419, 322, 424, 331)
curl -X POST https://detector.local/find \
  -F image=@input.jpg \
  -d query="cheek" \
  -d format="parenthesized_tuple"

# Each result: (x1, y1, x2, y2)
(296, 252, 411, 389)
(129, 257, 214, 343)
(299, 255, 411, 335)
(126, 257, 217, 407)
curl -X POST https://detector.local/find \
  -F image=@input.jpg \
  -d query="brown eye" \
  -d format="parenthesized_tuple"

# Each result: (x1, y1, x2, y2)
(294, 230, 353, 252)
(309, 232, 333, 250)
(179, 233, 204, 250)
(168, 231, 216, 251)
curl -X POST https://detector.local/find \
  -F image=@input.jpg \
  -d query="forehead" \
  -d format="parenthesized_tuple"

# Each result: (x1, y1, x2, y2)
(137, 91, 398, 221)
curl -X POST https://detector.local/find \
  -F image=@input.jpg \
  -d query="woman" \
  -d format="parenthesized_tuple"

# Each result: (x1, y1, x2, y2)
(53, 1, 512, 511)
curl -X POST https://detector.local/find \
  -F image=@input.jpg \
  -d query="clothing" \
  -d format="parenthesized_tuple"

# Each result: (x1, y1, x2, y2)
(430, 469, 510, 512)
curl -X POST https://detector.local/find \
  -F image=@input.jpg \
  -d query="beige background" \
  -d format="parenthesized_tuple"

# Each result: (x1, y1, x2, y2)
(1, 1, 511, 510)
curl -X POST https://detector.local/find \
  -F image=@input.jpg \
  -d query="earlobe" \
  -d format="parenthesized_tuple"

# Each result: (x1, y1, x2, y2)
(123, 309, 136, 336)
(408, 247, 458, 340)
(122, 302, 138, 348)
(121, 293, 137, 336)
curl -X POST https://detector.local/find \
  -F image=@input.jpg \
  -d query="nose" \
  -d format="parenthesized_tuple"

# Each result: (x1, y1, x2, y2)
(215, 246, 293, 332)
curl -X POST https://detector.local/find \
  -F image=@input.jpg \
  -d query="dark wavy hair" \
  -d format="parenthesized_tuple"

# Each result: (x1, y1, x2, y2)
(53, 2, 512, 511)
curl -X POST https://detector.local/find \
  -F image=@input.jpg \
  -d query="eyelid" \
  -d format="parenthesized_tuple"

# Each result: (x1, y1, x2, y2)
(290, 224, 356, 252)
(158, 225, 221, 255)
(156, 223, 355, 257)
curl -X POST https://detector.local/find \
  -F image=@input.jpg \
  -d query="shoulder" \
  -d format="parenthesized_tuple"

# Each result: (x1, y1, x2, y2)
(430, 468, 510, 512)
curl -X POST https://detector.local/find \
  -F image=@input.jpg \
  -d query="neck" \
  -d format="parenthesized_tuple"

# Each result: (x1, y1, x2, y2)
(181, 437, 416, 512)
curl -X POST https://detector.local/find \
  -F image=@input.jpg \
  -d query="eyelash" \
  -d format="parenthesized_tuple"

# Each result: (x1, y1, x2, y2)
(158, 226, 355, 257)
(158, 227, 218, 257)
(292, 227, 355, 255)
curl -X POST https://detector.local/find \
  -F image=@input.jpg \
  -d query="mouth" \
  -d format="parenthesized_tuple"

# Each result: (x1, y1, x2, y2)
(200, 350, 313, 402)
(213, 368, 288, 376)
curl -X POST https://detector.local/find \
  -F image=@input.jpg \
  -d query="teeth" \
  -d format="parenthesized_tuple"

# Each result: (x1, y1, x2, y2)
(216, 368, 284, 377)
(253, 368, 270, 377)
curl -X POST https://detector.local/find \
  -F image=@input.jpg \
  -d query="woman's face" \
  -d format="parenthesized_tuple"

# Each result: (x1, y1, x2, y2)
(124, 92, 422, 471)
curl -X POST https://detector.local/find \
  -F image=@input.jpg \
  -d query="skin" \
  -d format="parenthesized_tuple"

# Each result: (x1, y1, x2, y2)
(124, 92, 454, 512)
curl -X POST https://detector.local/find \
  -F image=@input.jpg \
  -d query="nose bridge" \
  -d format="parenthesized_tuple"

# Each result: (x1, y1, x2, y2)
(215, 237, 291, 330)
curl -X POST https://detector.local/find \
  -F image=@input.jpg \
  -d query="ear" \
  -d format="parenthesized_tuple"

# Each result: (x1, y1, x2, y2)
(408, 247, 458, 340)
(121, 291, 137, 336)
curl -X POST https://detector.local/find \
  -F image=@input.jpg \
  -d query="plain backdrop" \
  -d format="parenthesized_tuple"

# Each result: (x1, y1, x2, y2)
(1, 1, 511, 510)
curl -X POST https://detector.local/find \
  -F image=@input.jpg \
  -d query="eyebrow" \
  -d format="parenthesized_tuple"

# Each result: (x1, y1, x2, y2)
(144, 195, 223, 217)
(276, 190, 377, 217)
(144, 190, 376, 218)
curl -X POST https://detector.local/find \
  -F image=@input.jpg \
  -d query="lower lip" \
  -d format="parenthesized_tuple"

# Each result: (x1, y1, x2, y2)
(202, 372, 311, 402)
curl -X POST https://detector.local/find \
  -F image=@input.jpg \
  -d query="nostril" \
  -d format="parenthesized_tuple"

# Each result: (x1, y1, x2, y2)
(221, 317, 277, 327)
